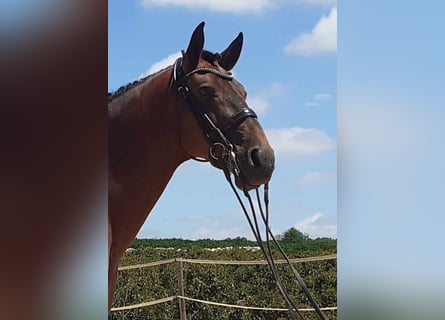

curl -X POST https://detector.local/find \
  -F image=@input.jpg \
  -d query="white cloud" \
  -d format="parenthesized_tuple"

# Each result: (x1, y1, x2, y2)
(295, 212, 337, 238)
(303, 0, 336, 6)
(247, 83, 285, 115)
(140, 0, 335, 14)
(138, 51, 182, 80)
(193, 224, 251, 240)
(247, 97, 270, 115)
(297, 171, 336, 187)
(140, 0, 273, 14)
(314, 93, 332, 101)
(305, 92, 332, 108)
(184, 211, 255, 240)
(266, 127, 336, 156)
(284, 6, 337, 55)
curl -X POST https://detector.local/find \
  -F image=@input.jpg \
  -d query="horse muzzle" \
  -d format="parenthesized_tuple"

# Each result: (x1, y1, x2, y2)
(236, 145, 275, 190)
(210, 143, 275, 191)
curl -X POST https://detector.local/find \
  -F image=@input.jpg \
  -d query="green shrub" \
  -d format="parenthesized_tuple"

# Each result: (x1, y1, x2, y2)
(112, 233, 336, 320)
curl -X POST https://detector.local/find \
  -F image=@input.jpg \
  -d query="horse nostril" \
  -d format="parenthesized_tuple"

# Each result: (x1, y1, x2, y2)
(249, 148, 262, 167)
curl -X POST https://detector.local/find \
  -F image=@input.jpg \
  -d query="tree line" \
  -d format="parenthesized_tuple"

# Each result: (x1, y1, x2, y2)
(130, 227, 336, 254)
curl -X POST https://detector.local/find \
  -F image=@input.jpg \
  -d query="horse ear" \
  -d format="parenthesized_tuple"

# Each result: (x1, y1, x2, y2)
(183, 21, 205, 73)
(220, 32, 243, 71)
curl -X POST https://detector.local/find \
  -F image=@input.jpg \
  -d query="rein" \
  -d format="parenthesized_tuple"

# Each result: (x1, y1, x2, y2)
(173, 56, 328, 320)
(223, 169, 329, 320)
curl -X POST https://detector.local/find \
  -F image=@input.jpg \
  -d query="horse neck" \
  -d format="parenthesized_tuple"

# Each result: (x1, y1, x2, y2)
(109, 67, 188, 224)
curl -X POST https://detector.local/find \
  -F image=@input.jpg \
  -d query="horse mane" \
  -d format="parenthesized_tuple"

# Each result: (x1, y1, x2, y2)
(108, 65, 170, 102)
(108, 50, 221, 102)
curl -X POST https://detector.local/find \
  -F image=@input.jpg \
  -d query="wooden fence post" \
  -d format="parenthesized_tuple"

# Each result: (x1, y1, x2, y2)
(176, 258, 187, 320)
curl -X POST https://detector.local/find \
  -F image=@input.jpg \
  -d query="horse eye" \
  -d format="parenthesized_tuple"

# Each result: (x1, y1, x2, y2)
(199, 86, 214, 96)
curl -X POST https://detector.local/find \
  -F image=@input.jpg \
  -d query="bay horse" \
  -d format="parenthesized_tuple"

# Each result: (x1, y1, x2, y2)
(108, 22, 275, 311)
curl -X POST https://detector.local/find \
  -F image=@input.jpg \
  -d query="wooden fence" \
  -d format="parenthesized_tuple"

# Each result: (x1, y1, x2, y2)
(111, 254, 337, 319)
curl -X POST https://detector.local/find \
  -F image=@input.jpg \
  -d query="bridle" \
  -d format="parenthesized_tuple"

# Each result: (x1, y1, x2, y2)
(172, 56, 257, 177)
(172, 55, 329, 320)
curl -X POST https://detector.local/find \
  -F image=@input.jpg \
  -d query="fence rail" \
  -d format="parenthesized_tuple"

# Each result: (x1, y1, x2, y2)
(117, 258, 177, 271)
(117, 254, 337, 270)
(177, 295, 337, 312)
(112, 254, 337, 318)
(111, 294, 337, 313)
(111, 296, 177, 312)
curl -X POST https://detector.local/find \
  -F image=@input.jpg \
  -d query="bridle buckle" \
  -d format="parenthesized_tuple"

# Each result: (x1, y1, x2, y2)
(210, 143, 240, 176)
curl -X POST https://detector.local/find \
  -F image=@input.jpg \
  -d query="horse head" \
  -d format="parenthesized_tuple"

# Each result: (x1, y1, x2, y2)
(175, 22, 275, 190)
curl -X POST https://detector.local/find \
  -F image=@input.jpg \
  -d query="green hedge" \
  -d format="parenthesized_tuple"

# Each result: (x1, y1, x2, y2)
(112, 235, 336, 320)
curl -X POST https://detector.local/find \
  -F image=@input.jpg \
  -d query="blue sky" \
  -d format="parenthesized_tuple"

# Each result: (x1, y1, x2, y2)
(108, 0, 337, 240)
(337, 1, 445, 318)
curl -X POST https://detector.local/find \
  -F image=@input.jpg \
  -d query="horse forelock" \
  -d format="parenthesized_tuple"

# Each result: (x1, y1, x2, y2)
(201, 50, 221, 63)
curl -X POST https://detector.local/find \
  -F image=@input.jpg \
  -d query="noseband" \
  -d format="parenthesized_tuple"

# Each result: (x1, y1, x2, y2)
(172, 56, 257, 176)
